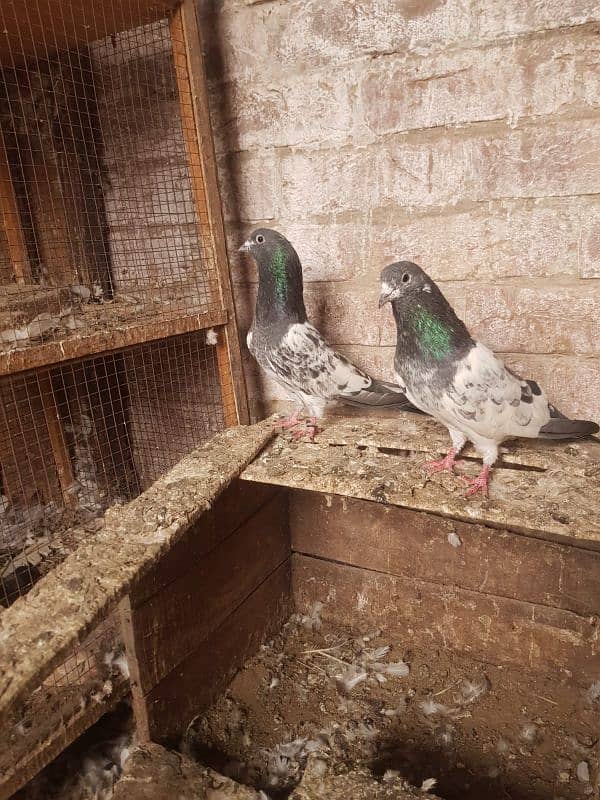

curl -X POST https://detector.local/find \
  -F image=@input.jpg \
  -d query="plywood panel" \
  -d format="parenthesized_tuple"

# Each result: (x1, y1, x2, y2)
(290, 490, 600, 617)
(140, 559, 292, 741)
(129, 490, 289, 690)
(293, 554, 600, 683)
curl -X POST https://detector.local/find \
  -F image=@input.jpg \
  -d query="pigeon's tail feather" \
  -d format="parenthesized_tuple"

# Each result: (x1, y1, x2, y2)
(538, 416, 599, 440)
(338, 378, 425, 414)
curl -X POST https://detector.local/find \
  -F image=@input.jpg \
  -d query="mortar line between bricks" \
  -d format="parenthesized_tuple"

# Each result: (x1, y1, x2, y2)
(219, 109, 600, 159)
(206, 15, 600, 86)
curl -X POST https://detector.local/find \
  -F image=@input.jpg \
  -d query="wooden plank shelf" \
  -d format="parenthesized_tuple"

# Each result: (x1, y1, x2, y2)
(0, 307, 228, 376)
(242, 415, 600, 548)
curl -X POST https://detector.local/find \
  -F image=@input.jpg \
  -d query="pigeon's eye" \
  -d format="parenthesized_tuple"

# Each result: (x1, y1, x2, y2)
(256, 234, 265, 244)
(401, 272, 411, 284)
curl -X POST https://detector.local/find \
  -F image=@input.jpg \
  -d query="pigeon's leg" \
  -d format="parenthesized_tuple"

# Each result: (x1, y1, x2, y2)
(462, 465, 491, 498)
(291, 399, 324, 441)
(423, 429, 466, 475)
(461, 440, 497, 498)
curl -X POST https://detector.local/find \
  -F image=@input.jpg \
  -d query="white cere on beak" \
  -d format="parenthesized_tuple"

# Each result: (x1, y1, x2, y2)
(238, 239, 253, 253)
(422, 283, 432, 293)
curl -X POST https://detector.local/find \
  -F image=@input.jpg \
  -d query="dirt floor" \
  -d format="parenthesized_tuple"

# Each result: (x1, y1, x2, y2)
(185, 612, 600, 800)
(14, 611, 600, 800)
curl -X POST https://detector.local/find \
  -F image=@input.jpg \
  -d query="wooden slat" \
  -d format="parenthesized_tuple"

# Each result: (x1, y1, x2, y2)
(0, 419, 275, 725)
(38, 370, 75, 505)
(0, 128, 29, 284)
(140, 559, 292, 741)
(0, 0, 177, 64)
(0, 307, 227, 377)
(290, 490, 600, 618)
(174, 0, 249, 425)
(242, 418, 600, 547)
(293, 553, 600, 683)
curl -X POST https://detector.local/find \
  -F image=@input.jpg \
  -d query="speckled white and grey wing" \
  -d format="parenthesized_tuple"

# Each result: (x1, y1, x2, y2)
(438, 342, 551, 441)
(251, 322, 414, 409)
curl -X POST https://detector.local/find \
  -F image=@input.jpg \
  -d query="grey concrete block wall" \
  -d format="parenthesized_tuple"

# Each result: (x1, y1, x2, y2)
(205, 0, 600, 422)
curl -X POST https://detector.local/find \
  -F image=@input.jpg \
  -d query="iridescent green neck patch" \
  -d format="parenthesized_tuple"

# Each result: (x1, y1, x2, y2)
(270, 245, 287, 303)
(410, 305, 452, 360)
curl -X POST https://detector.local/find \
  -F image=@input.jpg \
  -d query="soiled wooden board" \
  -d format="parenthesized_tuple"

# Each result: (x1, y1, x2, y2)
(242, 417, 600, 547)
(0, 419, 276, 725)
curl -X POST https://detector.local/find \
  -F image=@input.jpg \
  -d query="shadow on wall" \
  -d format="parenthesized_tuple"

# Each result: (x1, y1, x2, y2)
(201, 0, 268, 420)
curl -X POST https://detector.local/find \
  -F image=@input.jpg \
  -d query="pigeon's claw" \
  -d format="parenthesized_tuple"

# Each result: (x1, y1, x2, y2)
(423, 448, 459, 475)
(274, 411, 302, 430)
(461, 465, 491, 498)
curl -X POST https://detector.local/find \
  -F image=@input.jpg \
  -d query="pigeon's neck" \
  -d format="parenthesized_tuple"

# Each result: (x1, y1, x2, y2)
(391, 298, 472, 366)
(255, 247, 307, 326)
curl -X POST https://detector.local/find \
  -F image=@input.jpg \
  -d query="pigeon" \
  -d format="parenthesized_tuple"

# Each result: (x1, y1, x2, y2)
(238, 228, 420, 437)
(379, 261, 599, 497)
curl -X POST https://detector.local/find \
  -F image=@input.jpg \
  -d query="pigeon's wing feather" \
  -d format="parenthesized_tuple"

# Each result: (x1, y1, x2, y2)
(442, 342, 552, 440)
(266, 323, 418, 410)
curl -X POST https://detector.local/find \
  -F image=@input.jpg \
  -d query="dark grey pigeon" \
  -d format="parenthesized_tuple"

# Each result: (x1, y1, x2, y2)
(379, 261, 599, 497)
(239, 228, 420, 437)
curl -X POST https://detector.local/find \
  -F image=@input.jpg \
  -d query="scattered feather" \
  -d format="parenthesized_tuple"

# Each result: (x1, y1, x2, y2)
(497, 738, 510, 754)
(447, 531, 462, 547)
(335, 666, 368, 693)
(369, 645, 391, 661)
(301, 601, 323, 631)
(268, 677, 279, 690)
(460, 676, 490, 704)
(384, 661, 410, 678)
(421, 777, 437, 792)
(420, 699, 451, 716)
(206, 328, 218, 345)
(383, 769, 400, 783)
(585, 681, 600, 704)
(577, 761, 590, 782)
(520, 723, 538, 743)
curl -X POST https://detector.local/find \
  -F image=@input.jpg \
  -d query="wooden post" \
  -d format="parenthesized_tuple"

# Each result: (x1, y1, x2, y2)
(38, 370, 75, 506)
(169, 2, 249, 426)
(0, 127, 30, 284)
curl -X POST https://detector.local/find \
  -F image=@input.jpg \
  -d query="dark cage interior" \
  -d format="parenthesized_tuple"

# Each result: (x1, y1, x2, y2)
(0, 0, 246, 795)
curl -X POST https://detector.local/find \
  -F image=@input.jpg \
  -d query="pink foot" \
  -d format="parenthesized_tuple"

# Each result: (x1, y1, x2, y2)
(461, 465, 491, 498)
(274, 411, 301, 430)
(423, 448, 459, 475)
(291, 416, 322, 442)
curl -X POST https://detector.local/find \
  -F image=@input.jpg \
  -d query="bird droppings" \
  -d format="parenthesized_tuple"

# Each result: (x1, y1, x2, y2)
(576, 761, 590, 783)
(182, 613, 598, 800)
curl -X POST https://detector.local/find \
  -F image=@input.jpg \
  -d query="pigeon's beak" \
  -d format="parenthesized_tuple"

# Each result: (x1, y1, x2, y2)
(378, 289, 392, 309)
(238, 239, 252, 253)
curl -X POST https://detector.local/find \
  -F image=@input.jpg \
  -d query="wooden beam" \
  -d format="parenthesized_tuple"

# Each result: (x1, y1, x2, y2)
(170, 1, 249, 425)
(0, 419, 276, 725)
(0, 128, 29, 284)
(0, 307, 227, 377)
(38, 370, 75, 506)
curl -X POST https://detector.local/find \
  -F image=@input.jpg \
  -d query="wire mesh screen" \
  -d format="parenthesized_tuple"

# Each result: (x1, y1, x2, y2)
(0, 1, 239, 791)
(1, 328, 224, 606)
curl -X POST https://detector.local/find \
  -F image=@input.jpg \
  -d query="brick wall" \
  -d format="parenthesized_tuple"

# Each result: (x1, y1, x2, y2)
(203, 0, 600, 422)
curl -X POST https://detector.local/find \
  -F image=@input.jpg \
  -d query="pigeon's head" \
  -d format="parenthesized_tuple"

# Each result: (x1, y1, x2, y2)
(378, 261, 433, 308)
(238, 228, 291, 264)
(239, 228, 306, 319)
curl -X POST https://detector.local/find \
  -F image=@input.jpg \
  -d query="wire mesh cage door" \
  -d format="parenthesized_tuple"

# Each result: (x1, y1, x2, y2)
(0, 0, 248, 795)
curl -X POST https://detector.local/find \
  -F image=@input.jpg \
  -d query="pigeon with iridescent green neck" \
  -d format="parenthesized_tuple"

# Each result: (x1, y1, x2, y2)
(379, 261, 599, 497)
(239, 229, 420, 438)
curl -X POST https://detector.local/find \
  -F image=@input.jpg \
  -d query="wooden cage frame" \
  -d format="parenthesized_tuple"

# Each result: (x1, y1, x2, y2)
(0, 0, 248, 794)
